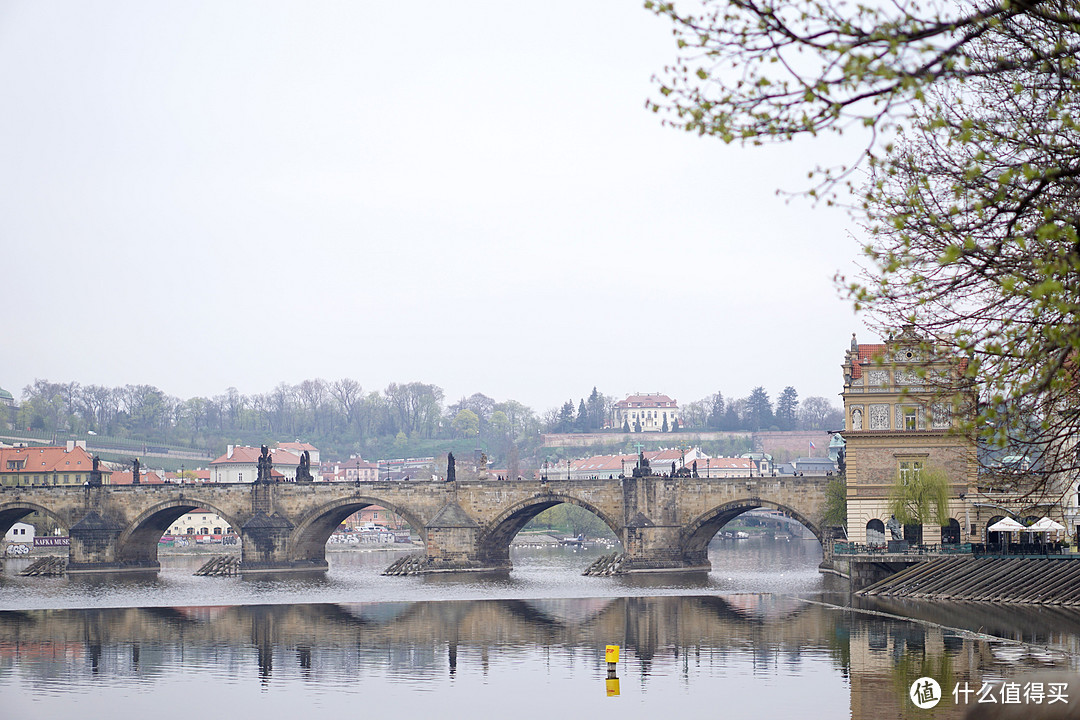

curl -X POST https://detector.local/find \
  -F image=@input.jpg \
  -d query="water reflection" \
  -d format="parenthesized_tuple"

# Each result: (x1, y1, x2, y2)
(1, 595, 1076, 719)
(4, 540, 1080, 719)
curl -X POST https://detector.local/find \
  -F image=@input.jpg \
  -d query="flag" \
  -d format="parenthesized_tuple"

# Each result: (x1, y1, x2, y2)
(809, 440, 816, 449)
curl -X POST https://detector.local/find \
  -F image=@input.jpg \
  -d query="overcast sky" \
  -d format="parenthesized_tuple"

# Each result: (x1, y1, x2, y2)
(1, 1, 869, 412)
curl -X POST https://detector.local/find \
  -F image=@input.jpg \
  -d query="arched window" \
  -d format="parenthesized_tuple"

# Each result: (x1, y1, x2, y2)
(866, 519, 886, 547)
(941, 518, 961, 544)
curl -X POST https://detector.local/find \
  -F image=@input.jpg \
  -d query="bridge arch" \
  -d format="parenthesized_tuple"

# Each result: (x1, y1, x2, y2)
(288, 496, 427, 565)
(477, 493, 622, 566)
(0, 501, 68, 538)
(117, 498, 244, 566)
(682, 498, 825, 561)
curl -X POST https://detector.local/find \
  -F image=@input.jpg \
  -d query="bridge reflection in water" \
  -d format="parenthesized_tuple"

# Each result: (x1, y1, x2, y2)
(2, 595, 1076, 719)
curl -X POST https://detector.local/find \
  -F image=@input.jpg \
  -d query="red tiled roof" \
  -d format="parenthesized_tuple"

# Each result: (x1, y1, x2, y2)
(646, 449, 686, 463)
(851, 344, 886, 380)
(569, 454, 634, 473)
(567, 450, 713, 474)
(0, 445, 103, 474)
(210, 446, 300, 466)
(704, 458, 752, 469)
(110, 470, 165, 485)
(278, 442, 318, 453)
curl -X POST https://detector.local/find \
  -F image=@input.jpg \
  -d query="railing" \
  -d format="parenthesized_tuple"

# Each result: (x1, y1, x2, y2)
(833, 541, 1068, 556)
(833, 542, 962, 555)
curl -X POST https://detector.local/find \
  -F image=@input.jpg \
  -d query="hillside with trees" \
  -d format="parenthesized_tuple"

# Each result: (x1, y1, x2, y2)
(1, 379, 842, 468)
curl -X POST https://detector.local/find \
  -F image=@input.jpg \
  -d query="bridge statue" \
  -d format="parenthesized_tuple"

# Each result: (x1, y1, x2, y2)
(632, 452, 651, 478)
(886, 515, 903, 540)
(256, 445, 272, 484)
(87, 455, 103, 487)
(296, 451, 313, 483)
(446, 452, 456, 482)
(132, 458, 141, 485)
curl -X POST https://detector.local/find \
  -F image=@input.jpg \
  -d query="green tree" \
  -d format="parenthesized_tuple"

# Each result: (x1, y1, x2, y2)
(776, 387, 799, 431)
(489, 410, 510, 440)
(823, 478, 847, 529)
(557, 400, 575, 433)
(707, 392, 725, 430)
(887, 466, 951, 528)
(451, 409, 480, 438)
(647, 0, 1080, 494)
(585, 387, 606, 431)
(575, 399, 588, 432)
(744, 387, 773, 431)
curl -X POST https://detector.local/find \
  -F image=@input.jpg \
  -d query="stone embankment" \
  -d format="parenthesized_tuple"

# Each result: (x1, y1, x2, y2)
(859, 556, 1080, 604)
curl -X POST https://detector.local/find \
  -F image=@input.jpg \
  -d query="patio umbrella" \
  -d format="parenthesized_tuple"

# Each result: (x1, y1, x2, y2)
(988, 517, 1026, 532)
(1028, 516, 1066, 532)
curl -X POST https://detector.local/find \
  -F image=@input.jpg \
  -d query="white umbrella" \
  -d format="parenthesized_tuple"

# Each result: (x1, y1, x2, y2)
(988, 517, 1026, 532)
(1028, 516, 1066, 532)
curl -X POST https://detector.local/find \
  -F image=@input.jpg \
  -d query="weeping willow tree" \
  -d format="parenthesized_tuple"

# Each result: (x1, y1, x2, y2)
(887, 466, 951, 528)
(822, 478, 847, 530)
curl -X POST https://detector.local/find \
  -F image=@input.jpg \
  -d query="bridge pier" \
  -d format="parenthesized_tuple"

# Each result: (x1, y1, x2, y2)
(238, 511, 320, 574)
(612, 474, 710, 573)
(619, 519, 710, 573)
(422, 501, 509, 573)
(67, 510, 159, 574)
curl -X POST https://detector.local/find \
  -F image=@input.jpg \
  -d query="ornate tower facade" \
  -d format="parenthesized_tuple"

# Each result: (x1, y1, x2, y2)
(841, 326, 977, 545)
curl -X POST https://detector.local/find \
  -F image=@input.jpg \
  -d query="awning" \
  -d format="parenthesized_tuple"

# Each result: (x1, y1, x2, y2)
(988, 517, 1026, 532)
(1028, 516, 1066, 532)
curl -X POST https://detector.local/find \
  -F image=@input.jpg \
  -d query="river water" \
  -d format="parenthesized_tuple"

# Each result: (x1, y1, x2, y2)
(2, 539, 1078, 719)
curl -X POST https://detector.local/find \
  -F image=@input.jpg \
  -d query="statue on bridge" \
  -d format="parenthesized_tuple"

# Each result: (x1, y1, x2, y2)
(87, 455, 103, 487)
(632, 452, 652, 478)
(256, 445, 272, 484)
(132, 458, 141, 485)
(296, 451, 314, 483)
(446, 452, 456, 482)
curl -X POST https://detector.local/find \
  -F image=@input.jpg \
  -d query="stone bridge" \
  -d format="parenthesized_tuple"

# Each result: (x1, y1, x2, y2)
(0, 473, 831, 574)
